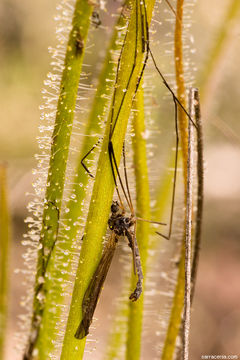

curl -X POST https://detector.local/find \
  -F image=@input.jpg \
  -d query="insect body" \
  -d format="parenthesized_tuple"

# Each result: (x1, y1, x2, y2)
(74, 201, 143, 339)
(108, 201, 143, 301)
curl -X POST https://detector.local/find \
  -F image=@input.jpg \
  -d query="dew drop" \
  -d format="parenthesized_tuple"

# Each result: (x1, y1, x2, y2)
(37, 291, 45, 302)
(38, 276, 45, 284)
(33, 349, 39, 357)
(44, 247, 50, 256)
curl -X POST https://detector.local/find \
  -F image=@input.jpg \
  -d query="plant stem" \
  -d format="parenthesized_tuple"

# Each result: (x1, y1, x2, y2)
(182, 88, 195, 360)
(125, 86, 150, 360)
(24, 1, 93, 358)
(190, 89, 203, 305)
(161, 0, 189, 358)
(175, 88, 203, 360)
(105, 295, 129, 359)
(174, 0, 188, 182)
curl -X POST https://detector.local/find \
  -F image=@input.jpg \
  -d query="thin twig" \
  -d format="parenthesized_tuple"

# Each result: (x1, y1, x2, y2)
(182, 88, 195, 360)
(176, 88, 203, 360)
(164, 0, 177, 16)
(190, 89, 204, 304)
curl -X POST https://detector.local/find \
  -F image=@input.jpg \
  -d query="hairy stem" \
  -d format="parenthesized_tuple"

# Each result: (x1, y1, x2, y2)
(126, 86, 150, 360)
(24, 1, 93, 358)
(161, 0, 189, 358)
(190, 89, 203, 305)
(182, 88, 195, 360)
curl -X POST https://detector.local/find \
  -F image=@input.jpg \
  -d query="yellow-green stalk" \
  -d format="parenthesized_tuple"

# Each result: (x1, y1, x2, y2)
(125, 86, 151, 360)
(25, 1, 93, 358)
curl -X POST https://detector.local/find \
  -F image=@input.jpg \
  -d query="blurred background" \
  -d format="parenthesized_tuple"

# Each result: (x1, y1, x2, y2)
(0, 0, 240, 358)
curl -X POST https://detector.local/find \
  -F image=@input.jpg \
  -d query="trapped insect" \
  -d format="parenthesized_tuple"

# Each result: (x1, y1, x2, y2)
(75, 0, 197, 340)
(75, 200, 145, 339)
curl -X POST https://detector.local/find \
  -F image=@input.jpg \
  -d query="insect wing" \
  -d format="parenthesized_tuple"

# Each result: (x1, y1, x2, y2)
(75, 232, 117, 339)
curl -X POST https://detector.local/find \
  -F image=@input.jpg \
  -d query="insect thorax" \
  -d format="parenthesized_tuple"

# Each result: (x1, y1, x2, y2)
(108, 201, 134, 236)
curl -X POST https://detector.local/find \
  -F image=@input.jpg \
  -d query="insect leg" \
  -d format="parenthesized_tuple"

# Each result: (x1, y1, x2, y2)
(140, 0, 196, 240)
(156, 98, 179, 240)
(80, 138, 102, 178)
(122, 141, 134, 213)
(149, 48, 197, 129)
(108, 140, 130, 209)
(164, 0, 177, 17)
(141, 0, 194, 126)
(125, 229, 143, 301)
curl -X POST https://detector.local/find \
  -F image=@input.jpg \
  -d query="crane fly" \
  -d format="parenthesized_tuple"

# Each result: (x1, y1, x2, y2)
(76, 140, 167, 339)
(74, 199, 164, 339)
(76, 0, 197, 339)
